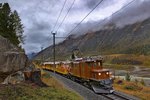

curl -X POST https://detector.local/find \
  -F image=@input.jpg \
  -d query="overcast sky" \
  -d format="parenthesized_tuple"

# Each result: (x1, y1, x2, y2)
(0, 0, 150, 54)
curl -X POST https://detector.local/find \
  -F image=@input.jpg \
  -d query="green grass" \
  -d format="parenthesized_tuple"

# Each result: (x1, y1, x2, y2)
(0, 84, 82, 100)
(0, 72, 83, 100)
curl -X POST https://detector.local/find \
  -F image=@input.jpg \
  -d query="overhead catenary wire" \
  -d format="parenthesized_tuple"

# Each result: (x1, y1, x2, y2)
(76, 0, 136, 55)
(95, 0, 136, 27)
(96, 0, 136, 53)
(52, 0, 68, 32)
(66, 0, 104, 38)
(53, 0, 136, 58)
(56, 0, 104, 56)
(56, 0, 76, 32)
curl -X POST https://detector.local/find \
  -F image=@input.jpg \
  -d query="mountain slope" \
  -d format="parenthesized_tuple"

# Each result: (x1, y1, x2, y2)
(34, 17, 150, 61)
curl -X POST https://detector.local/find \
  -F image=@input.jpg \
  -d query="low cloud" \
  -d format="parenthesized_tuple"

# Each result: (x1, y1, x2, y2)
(0, 0, 150, 54)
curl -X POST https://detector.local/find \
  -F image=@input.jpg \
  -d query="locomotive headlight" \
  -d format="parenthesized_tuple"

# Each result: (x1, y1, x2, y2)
(98, 73, 101, 76)
(106, 72, 109, 75)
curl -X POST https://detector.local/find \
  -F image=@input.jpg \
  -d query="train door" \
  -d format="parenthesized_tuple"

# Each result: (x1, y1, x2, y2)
(84, 61, 93, 79)
(80, 62, 86, 78)
(75, 62, 80, 77)
(70, 62, 80, 77)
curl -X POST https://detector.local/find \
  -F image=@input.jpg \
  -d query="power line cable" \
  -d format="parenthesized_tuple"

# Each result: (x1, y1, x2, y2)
(96, 0, 136, 55)
(66, 0, 104, 37)
(52, 0, 68, 32)
(56, 0, 104, 56)
(77, 0, 136, 55)
(95, 0, 136, 27)
(54, 0, 136, 58)
(56, 0, 76, 32)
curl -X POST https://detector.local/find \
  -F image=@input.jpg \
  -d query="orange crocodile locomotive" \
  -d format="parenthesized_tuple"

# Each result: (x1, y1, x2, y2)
(42, 57, 114, 93)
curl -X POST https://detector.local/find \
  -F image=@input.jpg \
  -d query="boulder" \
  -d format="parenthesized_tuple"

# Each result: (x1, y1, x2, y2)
(0, 36, 27, 80)
(2, 71, 25, 84)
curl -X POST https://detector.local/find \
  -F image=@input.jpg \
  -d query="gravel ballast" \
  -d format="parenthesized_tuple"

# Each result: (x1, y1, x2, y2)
(46, 71, 140, 100)
(46, 71, 108, 100)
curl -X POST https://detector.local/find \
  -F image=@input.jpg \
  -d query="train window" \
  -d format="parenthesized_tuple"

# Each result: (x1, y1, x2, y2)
(88, 63, 93, 67)
(71, 62, 74, 67)
(94, 63, 97, 67)
(97, 62, 101, 66)
(74, 63, 79, 68)
(82, 63, 84, 74)
(87, 63, 89, 67)
(82, 63, 84, 67)
(74, 63, 77, 67)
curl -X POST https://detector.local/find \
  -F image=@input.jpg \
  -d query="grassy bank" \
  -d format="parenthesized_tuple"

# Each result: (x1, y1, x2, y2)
(114, 78, 150, 100)
(0, 72, 83, 100)
(41, 72, 83, 100)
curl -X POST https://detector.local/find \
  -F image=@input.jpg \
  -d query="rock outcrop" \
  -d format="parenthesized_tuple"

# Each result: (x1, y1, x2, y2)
(0, 36, 27, 80)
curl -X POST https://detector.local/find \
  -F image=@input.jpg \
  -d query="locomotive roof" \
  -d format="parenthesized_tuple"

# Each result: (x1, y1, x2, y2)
(43, 61, 71, 65)
(72, 58, 102, 63)
(61, 61, 71, 64)
(43, 62, 60, 65)
(73, 57, 103, 61)
(43, 57, 103, 65)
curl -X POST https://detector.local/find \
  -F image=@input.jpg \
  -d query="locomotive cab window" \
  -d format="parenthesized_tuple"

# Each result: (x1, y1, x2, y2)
(87, 62, 93, 67)
(97, 61, 102, 66)
(94, 62, 97, 67)
(96, 62, 100, 66)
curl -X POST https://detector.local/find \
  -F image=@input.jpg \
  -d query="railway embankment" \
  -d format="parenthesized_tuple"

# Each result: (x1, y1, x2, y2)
(45, 70, 107, 100)
(0, 70, 83, 100)
(46, 70, 140, 100)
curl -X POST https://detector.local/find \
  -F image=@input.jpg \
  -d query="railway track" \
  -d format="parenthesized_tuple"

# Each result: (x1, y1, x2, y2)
(80, 82, 134, 100)
(45, 70, 139, 100)
(101, 93, 130, 100)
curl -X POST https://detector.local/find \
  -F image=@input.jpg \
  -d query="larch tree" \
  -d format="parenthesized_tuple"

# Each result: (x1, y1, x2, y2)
(0, 3, 24, 46)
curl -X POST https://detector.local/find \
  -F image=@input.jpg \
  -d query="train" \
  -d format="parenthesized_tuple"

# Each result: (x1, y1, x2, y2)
(41, 56, 114, 94)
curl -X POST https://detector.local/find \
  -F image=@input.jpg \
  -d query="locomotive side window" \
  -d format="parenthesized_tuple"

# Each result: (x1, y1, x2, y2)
(71, 62, 74, 67)
(82, 63, 84, 74)
(98, 62, 101, 66)
(94, 62, 97, 67)
(82, 63, 84, 67)
(87, 62, 93, 67)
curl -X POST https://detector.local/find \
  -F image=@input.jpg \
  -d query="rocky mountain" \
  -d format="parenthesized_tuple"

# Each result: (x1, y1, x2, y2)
(27, 52, 38, 60)
(0, 35, 28, 80)
(34, 17, 150, 61)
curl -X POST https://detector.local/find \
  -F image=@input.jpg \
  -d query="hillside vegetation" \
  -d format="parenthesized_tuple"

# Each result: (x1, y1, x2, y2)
(104, 54, 150, 67)
(34, 17, 150, 61)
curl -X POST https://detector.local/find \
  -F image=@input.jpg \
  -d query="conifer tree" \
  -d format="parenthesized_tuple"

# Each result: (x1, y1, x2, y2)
(0, 3, 24, 46)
